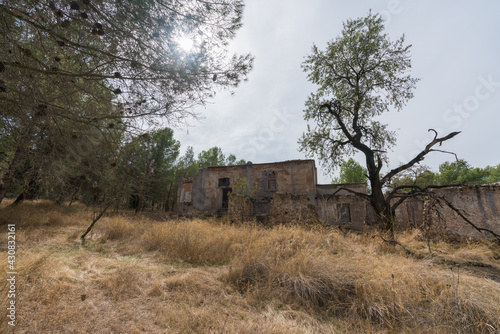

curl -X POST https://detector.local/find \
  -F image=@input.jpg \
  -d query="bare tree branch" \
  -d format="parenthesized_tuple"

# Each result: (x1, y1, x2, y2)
(324, 186, 370, 201)
(388, 184, 465, 211)
(381, 130, 461, 185)
(81, 202, 112, 243)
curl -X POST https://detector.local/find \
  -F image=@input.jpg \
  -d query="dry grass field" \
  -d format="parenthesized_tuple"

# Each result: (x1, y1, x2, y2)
(1, 200, 499, 333)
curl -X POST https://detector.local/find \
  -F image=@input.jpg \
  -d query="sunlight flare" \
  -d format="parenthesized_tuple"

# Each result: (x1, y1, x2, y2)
(177, 36, 195, 52)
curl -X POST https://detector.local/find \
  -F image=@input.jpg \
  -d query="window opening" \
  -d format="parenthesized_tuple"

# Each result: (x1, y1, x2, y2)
(336, 203, 351, 223)
(218, 177, 230, 187)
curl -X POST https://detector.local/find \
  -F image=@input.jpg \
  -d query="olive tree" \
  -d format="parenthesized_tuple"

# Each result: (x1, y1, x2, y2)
(299, 12, 459, 233)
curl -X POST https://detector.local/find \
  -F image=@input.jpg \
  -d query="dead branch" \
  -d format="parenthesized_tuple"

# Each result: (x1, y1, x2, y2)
(387, 184, 464, 211)
(324, 186, 370, 201)
(381, 129, 461, 185)
(430, 149, 459, 160)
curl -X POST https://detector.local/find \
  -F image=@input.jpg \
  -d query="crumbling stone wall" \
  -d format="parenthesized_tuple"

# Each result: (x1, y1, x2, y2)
(176, 160, 318, 218)
(316, 183, 367, 230)
(269, 192, 318, 224)
(393, 198, 424, 230)
(227, 196, 253, 222)
(177, 159, 499, 239)
(426, 185, 500, 240)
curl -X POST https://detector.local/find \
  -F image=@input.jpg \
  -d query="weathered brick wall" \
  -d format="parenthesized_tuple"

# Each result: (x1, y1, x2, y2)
(177, 162, 499, 239)
(227, 196, 253, 222)
(176, 160, 318, 218)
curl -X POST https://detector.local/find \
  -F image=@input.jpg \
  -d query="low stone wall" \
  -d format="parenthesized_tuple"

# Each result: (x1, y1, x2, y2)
(428, 185, 500, 240)
(317, 196, 365, 230)
(394, 198, 424, 230)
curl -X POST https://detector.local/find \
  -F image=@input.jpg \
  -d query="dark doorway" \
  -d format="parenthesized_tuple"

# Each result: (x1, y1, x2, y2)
(222, 188, 232, 210)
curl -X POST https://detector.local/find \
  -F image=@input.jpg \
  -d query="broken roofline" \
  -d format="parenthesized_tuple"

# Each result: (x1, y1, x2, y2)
(198, 159, 317, 170)
(319, 183, 367, 187)
(193, 159, 368, 188)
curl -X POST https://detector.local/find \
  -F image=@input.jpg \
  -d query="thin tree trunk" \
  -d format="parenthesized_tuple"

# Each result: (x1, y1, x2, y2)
(81, 202, 111, 243)
(164, 181, 174, 212)
(11, 192, 25, 206)
(68, 187, 79, 206)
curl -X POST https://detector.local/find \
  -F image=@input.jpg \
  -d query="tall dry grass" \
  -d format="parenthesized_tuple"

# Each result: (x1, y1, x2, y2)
(142, 220, 264, 265)
(0, 199, 80, 227)
(1, 201, 499, 333)
(99, 214, 500, 332)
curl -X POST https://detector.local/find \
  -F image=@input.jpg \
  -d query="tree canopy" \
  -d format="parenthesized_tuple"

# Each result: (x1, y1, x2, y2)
(0, 0, 253, 204)
(388, 160, 500, 190)
(299, 11, 418, 170)
(197, 146, 246, 169)
(332, 158, 368, 185)
(1, 0, 253, 125)
(437, 159, 498, 185)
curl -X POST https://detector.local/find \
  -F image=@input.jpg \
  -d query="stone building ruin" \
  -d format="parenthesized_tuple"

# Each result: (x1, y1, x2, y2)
(177, 160, 367, 228)
(176, 159, 500, 239)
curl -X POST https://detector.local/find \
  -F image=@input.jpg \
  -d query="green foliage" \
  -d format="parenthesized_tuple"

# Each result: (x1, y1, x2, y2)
(299, 11, 418, 172)
(1, 0, 253, 125)
(117, 128, 180, 210)
(438, 159, 472, 184)
(197, 147, 227, 168)
(197, 147, 246, 169)
(176, 146, 199, 179)
(483, 165, 500, 184)
(0, 0, 253, 204)
(387, 165, 437, 191)
(298, 11, 419, 230)
(437, 159, 499, 185)
(332, 158, 368, 184)
(230, 175, 259, 198)
(226, 153, 246, 166)
(388, 160, 500, 189)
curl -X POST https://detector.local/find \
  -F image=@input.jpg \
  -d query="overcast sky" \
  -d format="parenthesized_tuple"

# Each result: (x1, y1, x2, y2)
(174, 0, 500, 184)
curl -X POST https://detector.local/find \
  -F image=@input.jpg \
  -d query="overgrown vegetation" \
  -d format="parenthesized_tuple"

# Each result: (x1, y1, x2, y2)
(0, 128, 245, 212)
(1, 201, 499, 333)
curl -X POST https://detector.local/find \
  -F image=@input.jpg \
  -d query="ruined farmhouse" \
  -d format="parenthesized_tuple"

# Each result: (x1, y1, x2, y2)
(177, 160, 366, 229)
(176, 159, 500, 239)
